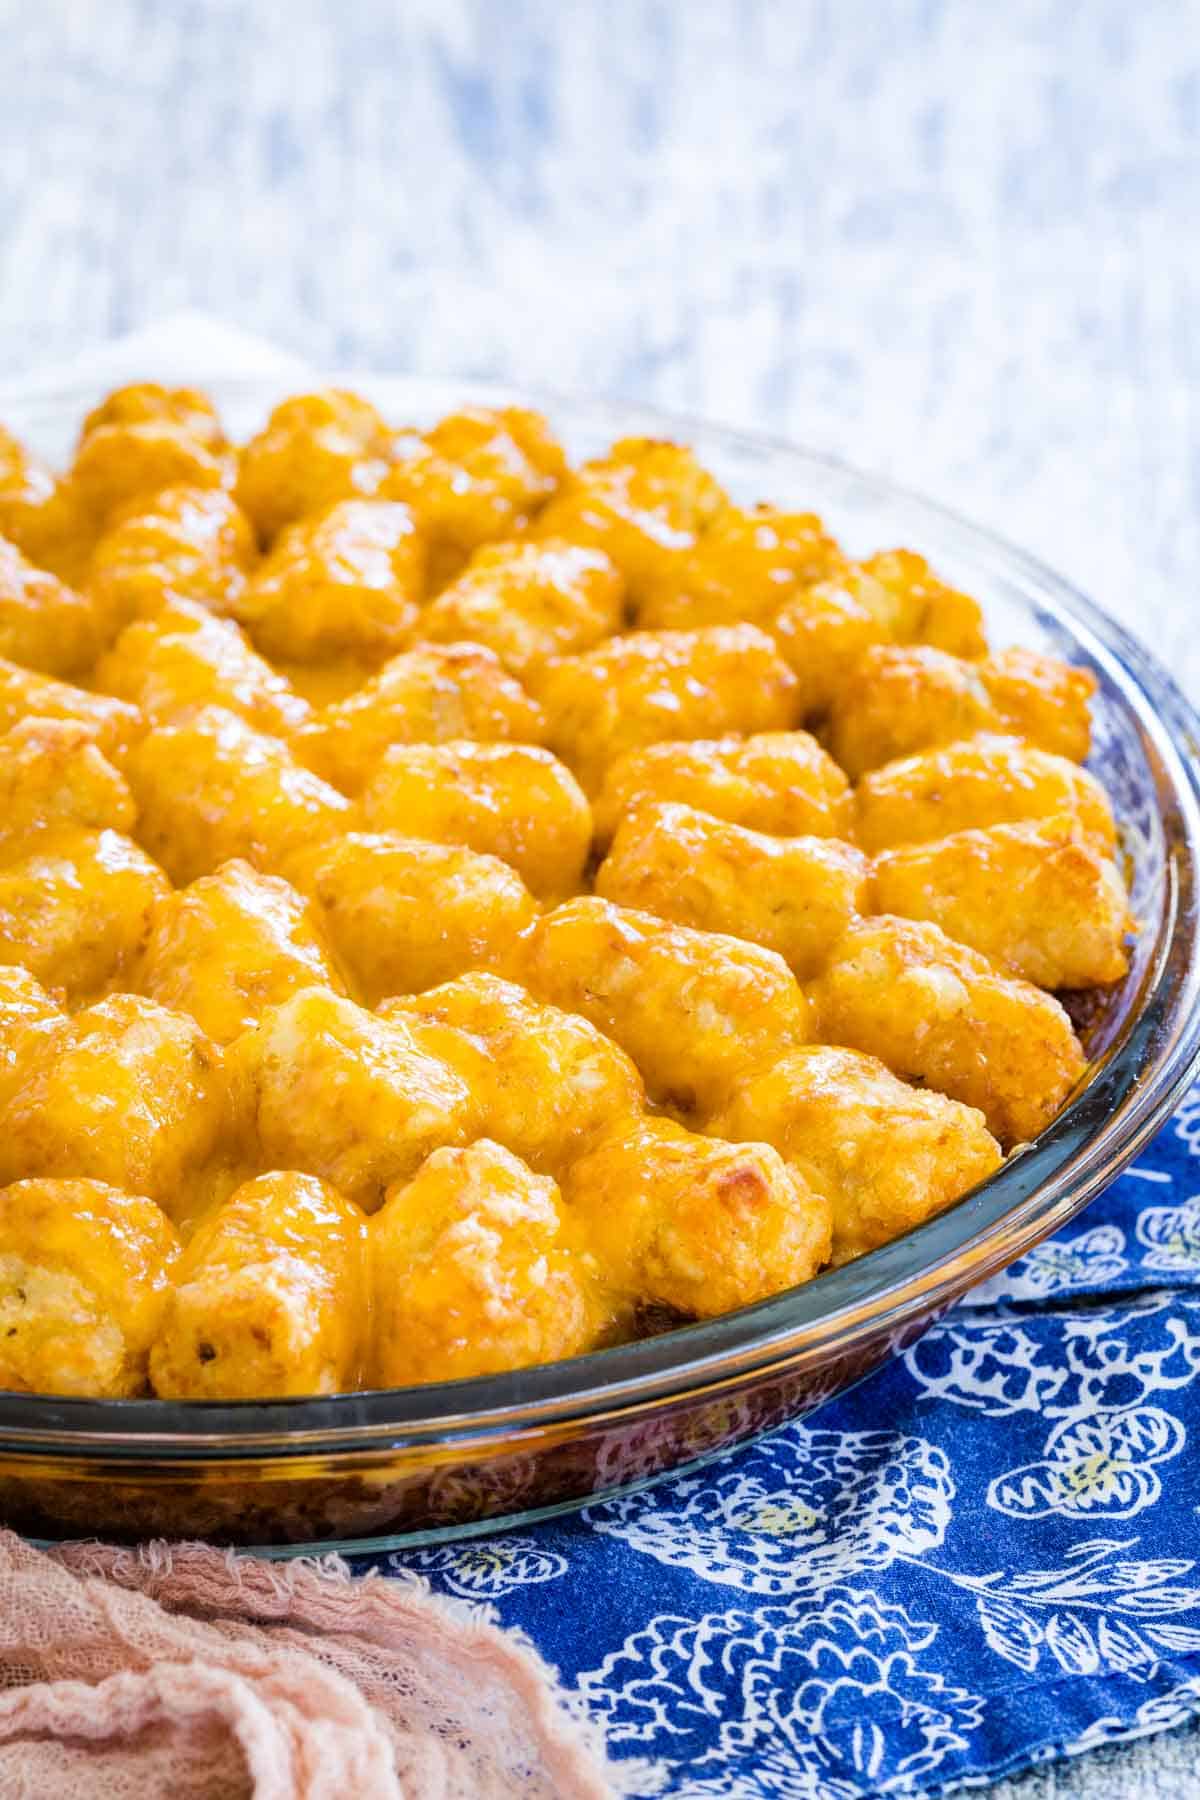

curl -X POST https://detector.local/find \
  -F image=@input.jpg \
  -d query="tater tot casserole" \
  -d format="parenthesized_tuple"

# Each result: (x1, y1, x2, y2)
(0, 383, 1141, 1406)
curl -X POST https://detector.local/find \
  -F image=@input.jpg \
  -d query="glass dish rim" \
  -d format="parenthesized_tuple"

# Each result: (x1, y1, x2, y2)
(1, 369, 1199, 1460)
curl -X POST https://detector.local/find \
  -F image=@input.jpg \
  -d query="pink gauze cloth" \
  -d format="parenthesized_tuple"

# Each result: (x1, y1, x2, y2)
(0, 1529, 617, 1799)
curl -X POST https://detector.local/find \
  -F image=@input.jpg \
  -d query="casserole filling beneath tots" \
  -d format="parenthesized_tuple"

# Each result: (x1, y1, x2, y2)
(0, 385, 1132, 1399)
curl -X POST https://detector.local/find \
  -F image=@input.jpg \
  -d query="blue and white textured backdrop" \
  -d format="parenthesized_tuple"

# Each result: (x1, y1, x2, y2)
(2, 3, 1199, 1794)
(3, 0, 1198, 693)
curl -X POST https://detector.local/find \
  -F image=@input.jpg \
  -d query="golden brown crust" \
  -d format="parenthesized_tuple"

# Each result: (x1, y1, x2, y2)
(382, 972, 645, 1175)
(93, 600, 310, 737)
(979, 647, 1096, 764)
(229, 987, 478, 1210)
(0, 536, 108, 676)
(71, 419, 233, 526)
(633, 503, 841, 630)
(288, 834, 537, 1005)
(808, 916, 1087, 1146)
(862, 548, 988, 659)
(519, 896, 811, 1117)
(0, 717, 137, 847)
(0, 1177, 180, 1397)
(294, 641, 545, 795)
(0, 825, 169, 1002)
(828, 644, 999, 777)
(871, 817, 1132, 988)
(769, 566, 896, 718)
(0, 965, 63, 1088)
(419, 538, 624, 678)
(369, 1139, 603, 1386)
(828, 644, 1095, 776)
(561, 1116, 831, 1317)
(854, 734, 1118, 854)
(87, 484, 255, 630)
(132, 858, 347, 1042)
(150, 1171, 366, 1400)
(124, 704, 351, 883)
(357, 738, 591, 900)
(381, 407, 565, 575)
(0, 658, 140, 758)
(707, 1045, 1002, 1264)
(0, 995, 232, 1216)
(593, 730, 852, 846)
(235, 390, 394, 544)
(233, 499, 424, 666)
(0, 425, 96, 583)
(531, 437, 727, 602)
(535, 623, 800, 794)
(80, 384, 226, 449)
(596, 801, 869, 977)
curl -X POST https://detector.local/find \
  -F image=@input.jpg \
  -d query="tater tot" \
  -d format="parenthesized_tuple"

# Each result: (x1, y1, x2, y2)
(862, 549, 988, 659)
(0, 965, 61, 1034)
(519, 897, 811, 1115)
(235, 390, 394, 544)
(369, 1139, 602, 1386)
(854, 734, 1118, 854)
(484, 407, 568, 486)
(231, 987, 477, 1209)
(828, 644, 1095, 777)
(0, 536, 108, 676)
(80, 383, 225, 448)
(381, 972, 645, 1173)
(0, 658, 141, 758)
(133, 858, 346, 1042)
(872, 817, 1131, 989)
(233, 499, 424, 666)
(827, 645, 999, 777)
(769, 566, 897, 720)
(93, 601, 310, 737)
(285, 833, 536, 1004)
(809, 916, 1086, 1145)
(0, 425, 55, 537)
(419, 539, 624, 677)
(358, 740, 591, 900)
(596, 802, 869, 977)
(71, 419, 233, 525)
(87, 484, 256, 628)
(561, 1116, 831, 1318)
(0, 1178, 180, 1397)
(535, 624, 800, 794)
(0, 994, 231, 1214)
(0, 827, 170, 1002)
(0, 425, 96, 584)
(635, 504, 842, 630)
(150, 1171, 366, 1400)
(0, 966, 63, 1093)
(531, 437, 727, 602)
(124, 705, 351, 882)
(0, 717, 136, 848)
(593, 730, 852, 847)
(980, 647, 1096, 764)
(294, 641, 545, 794)
(382, 407, 565, 581)
(707, 1045, 1002, 1264)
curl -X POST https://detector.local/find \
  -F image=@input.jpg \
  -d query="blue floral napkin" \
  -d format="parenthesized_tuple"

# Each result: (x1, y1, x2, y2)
(361, 1085, 1200, 1797)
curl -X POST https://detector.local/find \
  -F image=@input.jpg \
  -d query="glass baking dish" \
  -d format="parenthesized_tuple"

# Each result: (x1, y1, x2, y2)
(1, 372, 1198, 1556)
